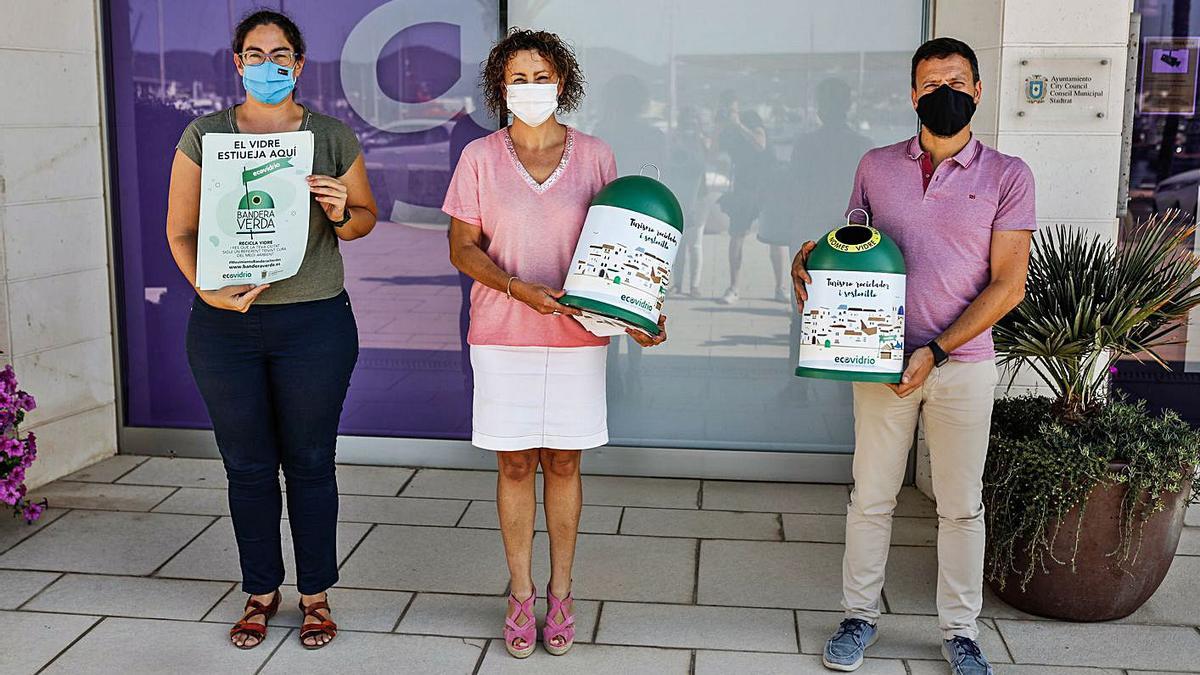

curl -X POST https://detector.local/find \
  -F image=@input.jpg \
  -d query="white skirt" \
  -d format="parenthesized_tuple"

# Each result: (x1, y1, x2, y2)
(470, 345, 608, 451)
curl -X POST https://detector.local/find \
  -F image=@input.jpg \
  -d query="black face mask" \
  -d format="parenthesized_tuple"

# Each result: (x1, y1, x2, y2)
(916, 84, 976, 137)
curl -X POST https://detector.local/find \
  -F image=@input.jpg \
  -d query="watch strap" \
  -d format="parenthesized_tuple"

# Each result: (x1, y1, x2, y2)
(333, 209, 352, 227)
(926, 340, 950, 367)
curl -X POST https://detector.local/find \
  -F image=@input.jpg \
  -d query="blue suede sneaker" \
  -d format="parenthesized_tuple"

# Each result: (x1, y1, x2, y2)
(822, 618, 878, 671)
(942, 635, 994, 675)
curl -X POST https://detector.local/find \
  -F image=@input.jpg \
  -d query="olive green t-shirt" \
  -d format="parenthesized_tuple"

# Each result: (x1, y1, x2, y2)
(176, 105, 362, 305)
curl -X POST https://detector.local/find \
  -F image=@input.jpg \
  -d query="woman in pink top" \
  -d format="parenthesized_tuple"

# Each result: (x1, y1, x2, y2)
(445, 29, 667, 659)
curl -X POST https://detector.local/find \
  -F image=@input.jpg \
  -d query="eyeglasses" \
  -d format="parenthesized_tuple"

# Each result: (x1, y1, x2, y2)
(239, 50, 300, 68)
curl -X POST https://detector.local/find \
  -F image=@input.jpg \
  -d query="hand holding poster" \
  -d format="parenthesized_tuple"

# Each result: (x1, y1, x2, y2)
(196, 131, 315, 290)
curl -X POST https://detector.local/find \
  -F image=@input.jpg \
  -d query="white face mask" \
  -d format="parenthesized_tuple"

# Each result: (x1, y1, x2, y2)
(506, 82, 559, 127)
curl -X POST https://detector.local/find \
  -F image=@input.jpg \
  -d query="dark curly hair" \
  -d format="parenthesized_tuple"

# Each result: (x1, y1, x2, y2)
(232, 10, 305, 56)
(480, 28, 585, 119)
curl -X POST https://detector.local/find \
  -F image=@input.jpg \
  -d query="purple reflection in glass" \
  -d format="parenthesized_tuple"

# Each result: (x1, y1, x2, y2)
(108, 0, 497, 439)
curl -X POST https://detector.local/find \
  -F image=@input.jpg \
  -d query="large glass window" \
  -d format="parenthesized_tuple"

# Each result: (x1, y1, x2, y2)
(107, 0, 498, 438)
(509, 0, 926, 451)
(1118, 0, 1200, 425)
(107, 0, 928, 452)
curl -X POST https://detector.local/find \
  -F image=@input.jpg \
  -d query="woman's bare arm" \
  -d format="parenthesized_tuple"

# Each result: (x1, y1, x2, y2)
(166, 149, 269, 311)
(447, 217, 578, 315)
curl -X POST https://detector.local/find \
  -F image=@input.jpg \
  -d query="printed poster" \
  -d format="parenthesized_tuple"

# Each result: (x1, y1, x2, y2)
(196, 131, 314, 290)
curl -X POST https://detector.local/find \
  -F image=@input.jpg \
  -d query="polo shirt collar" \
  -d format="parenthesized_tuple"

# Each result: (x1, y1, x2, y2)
(906, 134, 982, 168)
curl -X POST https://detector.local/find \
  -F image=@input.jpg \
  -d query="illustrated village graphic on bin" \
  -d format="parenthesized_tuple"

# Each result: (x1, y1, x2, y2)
(572, 241, 671, 312)
(804, 301, 905, 362)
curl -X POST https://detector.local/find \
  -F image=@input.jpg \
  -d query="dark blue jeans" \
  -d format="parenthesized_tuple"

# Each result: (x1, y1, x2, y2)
(186, 291, 358, 595)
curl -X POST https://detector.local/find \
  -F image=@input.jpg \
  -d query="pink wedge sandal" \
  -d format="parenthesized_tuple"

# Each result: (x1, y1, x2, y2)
(504, 592, 537, 659)
(543, 588, 576, 656)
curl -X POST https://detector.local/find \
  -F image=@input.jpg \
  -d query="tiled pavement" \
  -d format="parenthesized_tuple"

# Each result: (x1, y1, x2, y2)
(2, 456, 1198, 674)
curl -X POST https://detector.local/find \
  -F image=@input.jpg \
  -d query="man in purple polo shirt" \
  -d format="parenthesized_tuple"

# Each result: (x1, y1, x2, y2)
(792, 38, 1035, 675)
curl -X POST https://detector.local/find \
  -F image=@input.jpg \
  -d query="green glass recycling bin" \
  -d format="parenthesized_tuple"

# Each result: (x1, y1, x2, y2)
(560, 171, 684, 336)
(795, 213, 907, 383)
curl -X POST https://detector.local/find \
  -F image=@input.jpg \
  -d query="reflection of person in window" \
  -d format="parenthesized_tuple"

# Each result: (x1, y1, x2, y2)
(450, 85, 495, 404)
(781, 78, 873, 368)
(593, 74, 667, 177)
(668, 106, 711, 297)
(716, 93, 773, 304)
(592, 74, 668, 392)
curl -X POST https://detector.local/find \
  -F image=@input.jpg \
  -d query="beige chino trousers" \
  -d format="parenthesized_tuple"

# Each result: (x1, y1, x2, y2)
(841, 358, 998, 640)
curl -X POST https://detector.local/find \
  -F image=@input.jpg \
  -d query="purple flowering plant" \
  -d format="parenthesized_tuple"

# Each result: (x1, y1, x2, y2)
(0, 364, 43, 522)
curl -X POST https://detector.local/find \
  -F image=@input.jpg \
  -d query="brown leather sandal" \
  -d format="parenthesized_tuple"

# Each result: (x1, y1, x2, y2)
(298, 597, 338, 650)
(229, 591, 281, 650)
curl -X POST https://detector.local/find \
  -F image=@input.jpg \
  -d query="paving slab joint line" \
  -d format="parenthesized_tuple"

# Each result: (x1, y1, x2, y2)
(470, 637, 491, 675)
(591, 601, 604, 643)
(688, 648, 697, 675)
(33, 613, 104, 675)
(391, 591, 418, 633)
(110, 455, 152, 483)
(393, 469, 418, 497)
(254, 627, 294, 674)
(147, 514, 221, 578)
(794, 608, 804, 654)
(690, 539, 702, 604)
(13, 570, 64, 611)
(336, 522, 376, 572)
(991, 616, 1017, 665)
(453, 500, 472, 527)
(147, 485, 183, 512)
(0, 508, 72, 557)
(199, 581, 240, 622)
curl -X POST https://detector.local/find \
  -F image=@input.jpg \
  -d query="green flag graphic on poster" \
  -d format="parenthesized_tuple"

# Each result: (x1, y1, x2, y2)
(196, 130, 315, 290)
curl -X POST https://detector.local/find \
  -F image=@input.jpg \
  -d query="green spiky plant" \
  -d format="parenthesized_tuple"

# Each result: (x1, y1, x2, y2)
(987, 211, 1200, 591)
(995, 211, 1200, 420)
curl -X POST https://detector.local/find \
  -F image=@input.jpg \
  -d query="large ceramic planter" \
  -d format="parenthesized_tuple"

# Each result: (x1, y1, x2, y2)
(990, 462, 1191, 621)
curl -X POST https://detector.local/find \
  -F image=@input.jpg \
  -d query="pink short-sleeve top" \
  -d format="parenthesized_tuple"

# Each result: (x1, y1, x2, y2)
(443, 126, 618, 348)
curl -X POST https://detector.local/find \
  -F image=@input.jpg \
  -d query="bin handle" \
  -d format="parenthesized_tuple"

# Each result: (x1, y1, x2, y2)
(639, 163, 660, 180)
(847, 208, 871, 228)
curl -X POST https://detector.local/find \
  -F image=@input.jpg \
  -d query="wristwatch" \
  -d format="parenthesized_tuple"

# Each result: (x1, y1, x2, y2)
(925, 340, 950, 367)
(333, 209, 352, 227)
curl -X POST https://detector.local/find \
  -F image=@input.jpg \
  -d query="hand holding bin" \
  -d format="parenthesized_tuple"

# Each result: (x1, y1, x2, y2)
(795, 209, 907, 383)
(560, 164, 684, 337)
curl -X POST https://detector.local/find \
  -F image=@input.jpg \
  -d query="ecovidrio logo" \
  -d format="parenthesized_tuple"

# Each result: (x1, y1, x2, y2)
(620, 295, 655, 313)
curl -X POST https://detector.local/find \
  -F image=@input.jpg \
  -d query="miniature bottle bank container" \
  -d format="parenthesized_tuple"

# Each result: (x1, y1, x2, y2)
(796, 213, 906, 383)
(560, 170, 684, 336)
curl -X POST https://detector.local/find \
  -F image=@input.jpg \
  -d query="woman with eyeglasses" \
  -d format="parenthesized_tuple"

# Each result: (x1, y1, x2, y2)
(165, 10, 376, 651)
(445, 28, 667, 659)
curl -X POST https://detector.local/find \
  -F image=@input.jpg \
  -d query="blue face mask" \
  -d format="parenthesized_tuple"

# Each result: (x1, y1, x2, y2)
(242, 62, 295, 105)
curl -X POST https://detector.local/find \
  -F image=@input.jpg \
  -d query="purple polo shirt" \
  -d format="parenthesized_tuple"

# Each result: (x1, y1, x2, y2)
(846, 135, 1036, 362)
